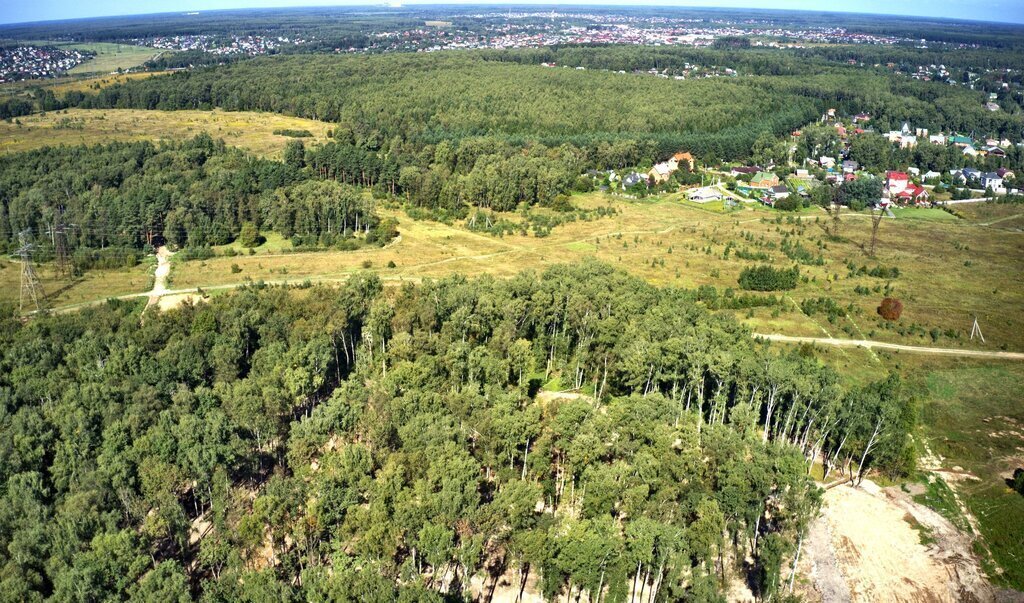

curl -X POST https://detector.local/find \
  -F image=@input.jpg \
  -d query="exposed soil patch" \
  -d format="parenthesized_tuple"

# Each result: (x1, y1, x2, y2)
(799, 479, 993, 602)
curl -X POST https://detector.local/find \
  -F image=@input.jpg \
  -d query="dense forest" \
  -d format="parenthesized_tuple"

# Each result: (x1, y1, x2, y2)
(0, 262, 915, 601)
(67, 49, 1024, 156)
(0, 135, 397, 259)
(74, 53, 818, 160)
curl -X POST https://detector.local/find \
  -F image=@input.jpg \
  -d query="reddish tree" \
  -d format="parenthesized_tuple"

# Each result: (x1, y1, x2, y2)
(877, 297, 903, 321)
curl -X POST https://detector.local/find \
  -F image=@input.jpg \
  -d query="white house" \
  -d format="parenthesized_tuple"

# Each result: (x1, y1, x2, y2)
(688, 187, 723, 202)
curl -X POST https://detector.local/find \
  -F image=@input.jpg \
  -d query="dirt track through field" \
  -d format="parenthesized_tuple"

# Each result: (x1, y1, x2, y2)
(143, 246, 172, 312)
(754, 333, 1024, 360)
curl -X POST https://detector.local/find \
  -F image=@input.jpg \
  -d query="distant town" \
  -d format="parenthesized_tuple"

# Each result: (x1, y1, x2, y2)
(0, 45, 92, 82)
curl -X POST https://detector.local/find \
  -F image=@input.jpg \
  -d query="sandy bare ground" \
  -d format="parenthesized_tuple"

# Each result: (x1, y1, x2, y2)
(799, 479, 994, 603)
(754, 333, 1024, 361)
(144, 246, 173, 312)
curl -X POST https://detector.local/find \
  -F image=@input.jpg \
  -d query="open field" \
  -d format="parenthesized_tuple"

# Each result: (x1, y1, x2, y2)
(7, 192, 1022, 353)
(910, 358, 1024, 589)
(0, 255, 155, 310)
(65, 42, 162, 74)
(160, 195, 1024, 353)
(0, 108, 333, 158)
(0, 71, 169, 97)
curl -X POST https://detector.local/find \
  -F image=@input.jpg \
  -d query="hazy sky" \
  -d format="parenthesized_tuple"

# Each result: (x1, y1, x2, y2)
(1, 0, 1022, 26)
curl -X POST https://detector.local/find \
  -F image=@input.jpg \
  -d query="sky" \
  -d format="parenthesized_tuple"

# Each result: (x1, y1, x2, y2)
(1, 0, 1022, 26)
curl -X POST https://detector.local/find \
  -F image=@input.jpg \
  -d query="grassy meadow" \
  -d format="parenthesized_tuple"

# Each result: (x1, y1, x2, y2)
(66, 42, 161, 74)
(6, 189, 1022, 352)
(155, 193, 1024, 352)
(0, 108, 334, 158)
(0, 255, 155, 310)
(911, 358, 1024, 589)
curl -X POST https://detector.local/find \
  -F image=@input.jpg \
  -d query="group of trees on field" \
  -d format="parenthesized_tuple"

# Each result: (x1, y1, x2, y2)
(0, 262, 916, 601)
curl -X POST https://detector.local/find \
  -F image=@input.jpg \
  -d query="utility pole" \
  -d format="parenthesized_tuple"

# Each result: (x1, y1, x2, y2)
(970, 316, 985, 343)
(14, 230, 46, 313)
(868, 206, 884, 256)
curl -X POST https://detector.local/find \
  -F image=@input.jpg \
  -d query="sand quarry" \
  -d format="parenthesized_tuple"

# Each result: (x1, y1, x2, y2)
(796, 478, 1001, 603)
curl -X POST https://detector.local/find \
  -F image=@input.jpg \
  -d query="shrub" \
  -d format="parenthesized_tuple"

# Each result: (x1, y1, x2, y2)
(177, 246, 214, 262)
(272, 128, 313, 137)
(230, 264, 242, 274)
(237, 222, 262, 248)
(773, 196, 801, 211)
(738, 265, 799, 291)
(877, 297, 903, 321)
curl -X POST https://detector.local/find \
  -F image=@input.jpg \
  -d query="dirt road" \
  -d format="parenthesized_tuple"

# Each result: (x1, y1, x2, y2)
(143, 246, 172, 312)
(754, 333, 1024, 360)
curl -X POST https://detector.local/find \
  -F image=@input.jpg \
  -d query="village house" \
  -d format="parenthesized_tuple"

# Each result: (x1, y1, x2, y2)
(996, 167, 1015, 180)
(951, 167, 981, 184)
(648, 162, 673, 184)
(622, 172, 645, 188)
(885, 171, 929, 204)
(669, 152, 695, 171)
(949, 134, 973, 147)
(688, 186, 722, 202)
(842, 160, 858, 173)
(750, 171, 780, 189)
(768, 185, 790, 200)
(980, 172, 1003, 190)
(929, 134, 946, 145)
(923, 170, 942, 181)
(730, 166, 760, 177)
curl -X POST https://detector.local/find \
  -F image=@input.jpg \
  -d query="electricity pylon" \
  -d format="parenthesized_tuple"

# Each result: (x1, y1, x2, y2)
(14, 230, 46, 313)
(47, 210, 75, 280)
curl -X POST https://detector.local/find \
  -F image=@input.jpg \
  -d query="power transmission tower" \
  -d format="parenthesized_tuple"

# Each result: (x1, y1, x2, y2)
(47, 209, 75, 280)
(970, 316, 985, 343)
(14, 230, 46, 313)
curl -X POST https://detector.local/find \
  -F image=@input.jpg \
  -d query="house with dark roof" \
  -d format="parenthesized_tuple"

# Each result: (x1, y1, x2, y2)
(730, 166, 760, 177)
(980, 172, 1003, 190)
(622, 172, 645, 188)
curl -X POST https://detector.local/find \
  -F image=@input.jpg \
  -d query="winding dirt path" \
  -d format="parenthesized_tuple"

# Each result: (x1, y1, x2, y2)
(143, 246, 172, 312)
(754, 333, 1024, 360)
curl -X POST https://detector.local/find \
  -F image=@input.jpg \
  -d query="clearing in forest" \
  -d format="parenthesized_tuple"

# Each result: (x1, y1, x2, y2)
(0, 108, 333, 158)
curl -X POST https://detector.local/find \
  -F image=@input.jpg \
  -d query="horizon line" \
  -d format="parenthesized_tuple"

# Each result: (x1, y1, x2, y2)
(1, 3, 1022, 29)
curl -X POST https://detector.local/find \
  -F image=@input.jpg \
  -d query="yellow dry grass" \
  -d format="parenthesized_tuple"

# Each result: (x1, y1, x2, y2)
(158, 195, 1024, 351)
(0, 108, 334, 158)
(5, 189, 1021, 353)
